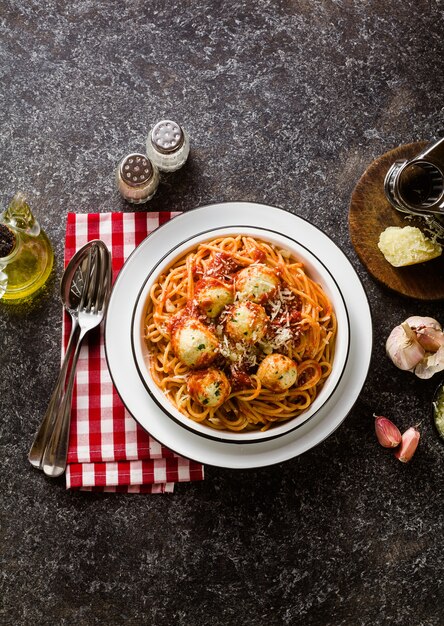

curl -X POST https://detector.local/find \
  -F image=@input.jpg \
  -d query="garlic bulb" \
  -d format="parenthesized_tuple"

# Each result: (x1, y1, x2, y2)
(386, 316, 444, 378)
(386, 321, 425, 371)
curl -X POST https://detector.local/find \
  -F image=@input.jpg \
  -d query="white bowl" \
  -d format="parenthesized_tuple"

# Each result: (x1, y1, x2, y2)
(131, 225, 350, 443)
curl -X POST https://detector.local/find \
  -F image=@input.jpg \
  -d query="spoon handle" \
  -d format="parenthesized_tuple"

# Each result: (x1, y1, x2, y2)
(28, 321, 80, 469)
(42, 327, 87, 478)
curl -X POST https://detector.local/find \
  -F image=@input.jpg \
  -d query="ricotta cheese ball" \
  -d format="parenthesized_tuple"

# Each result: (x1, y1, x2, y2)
(171, 317, 219, 368)
(187, 368, 231, 408)
(195, 277, 234, 318)
(224, 301, 269, 344)
(235, 263, 280, 303)
(257, 353, 297, 391)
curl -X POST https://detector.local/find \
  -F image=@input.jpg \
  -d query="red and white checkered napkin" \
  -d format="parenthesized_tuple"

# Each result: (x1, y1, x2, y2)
(64, 211, 204, 493)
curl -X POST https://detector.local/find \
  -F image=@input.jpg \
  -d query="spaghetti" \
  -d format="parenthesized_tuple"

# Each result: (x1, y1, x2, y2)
(143, 235, 337, 433)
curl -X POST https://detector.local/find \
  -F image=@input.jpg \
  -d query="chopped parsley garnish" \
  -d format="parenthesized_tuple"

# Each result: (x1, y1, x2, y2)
(197, 343, 206, 350)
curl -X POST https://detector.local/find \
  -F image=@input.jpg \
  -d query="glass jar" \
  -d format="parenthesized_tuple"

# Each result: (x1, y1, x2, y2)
(0, 192, 54, 303)
(116, 153, 160, 204)
(146, 120, 190, 172)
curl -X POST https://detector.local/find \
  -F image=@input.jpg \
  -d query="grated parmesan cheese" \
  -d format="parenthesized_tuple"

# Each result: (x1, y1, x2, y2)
(165, 299, 176, 313)
(378, 226, 442, 267)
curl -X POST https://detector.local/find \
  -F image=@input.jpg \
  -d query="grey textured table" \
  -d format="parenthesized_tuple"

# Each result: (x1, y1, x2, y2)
(1, 2, 444, 625)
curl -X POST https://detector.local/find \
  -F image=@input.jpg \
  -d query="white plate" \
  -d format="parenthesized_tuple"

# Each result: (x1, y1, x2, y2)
(131, 225, 350, 443)
(105, 202, 372, 468)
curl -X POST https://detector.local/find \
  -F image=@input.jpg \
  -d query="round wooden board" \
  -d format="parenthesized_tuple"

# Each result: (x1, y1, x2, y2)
(349, 141, 444, 300)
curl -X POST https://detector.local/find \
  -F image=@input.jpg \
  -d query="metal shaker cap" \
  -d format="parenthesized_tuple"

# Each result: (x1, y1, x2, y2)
(120, 154, 153, 187)
(150, 120, 184, 154)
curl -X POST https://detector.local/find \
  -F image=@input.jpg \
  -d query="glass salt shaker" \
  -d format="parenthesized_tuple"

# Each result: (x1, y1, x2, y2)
(0, 192, 54, 303)
(116, 153, 160, 204)
(146, 120, 190, 172)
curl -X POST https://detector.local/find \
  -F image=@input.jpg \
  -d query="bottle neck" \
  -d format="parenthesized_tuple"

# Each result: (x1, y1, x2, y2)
(2, 192, 41, 237)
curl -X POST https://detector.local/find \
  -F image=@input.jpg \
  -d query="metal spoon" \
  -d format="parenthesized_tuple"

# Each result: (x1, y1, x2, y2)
(42, 240, 112, 477)
(28, 240, 105, 469)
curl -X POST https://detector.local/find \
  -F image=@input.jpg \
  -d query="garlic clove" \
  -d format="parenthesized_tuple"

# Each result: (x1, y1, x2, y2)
(374, 415, 402, 448)
(404, 316, 444, 351)
(394, 426, 420, 462)
(386, 321, 425, 371)
(415, 326, 444, 352)
(414, 345, 444, 379)
(405, 316, 442, 331)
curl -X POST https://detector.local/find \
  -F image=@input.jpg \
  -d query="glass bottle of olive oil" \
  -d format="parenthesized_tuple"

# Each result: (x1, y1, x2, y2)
(0, 192, 53, 303)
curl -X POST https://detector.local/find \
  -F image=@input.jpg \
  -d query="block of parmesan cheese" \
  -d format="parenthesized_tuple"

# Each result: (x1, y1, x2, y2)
(378, 226, 442, 267)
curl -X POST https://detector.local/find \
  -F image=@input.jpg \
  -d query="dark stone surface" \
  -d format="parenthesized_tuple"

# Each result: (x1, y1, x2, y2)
(1, 1, 444, 625)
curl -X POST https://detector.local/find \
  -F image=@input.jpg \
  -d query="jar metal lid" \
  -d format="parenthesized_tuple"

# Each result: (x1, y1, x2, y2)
(120, 154, 153, 187)
(151, 120, 184, 154)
